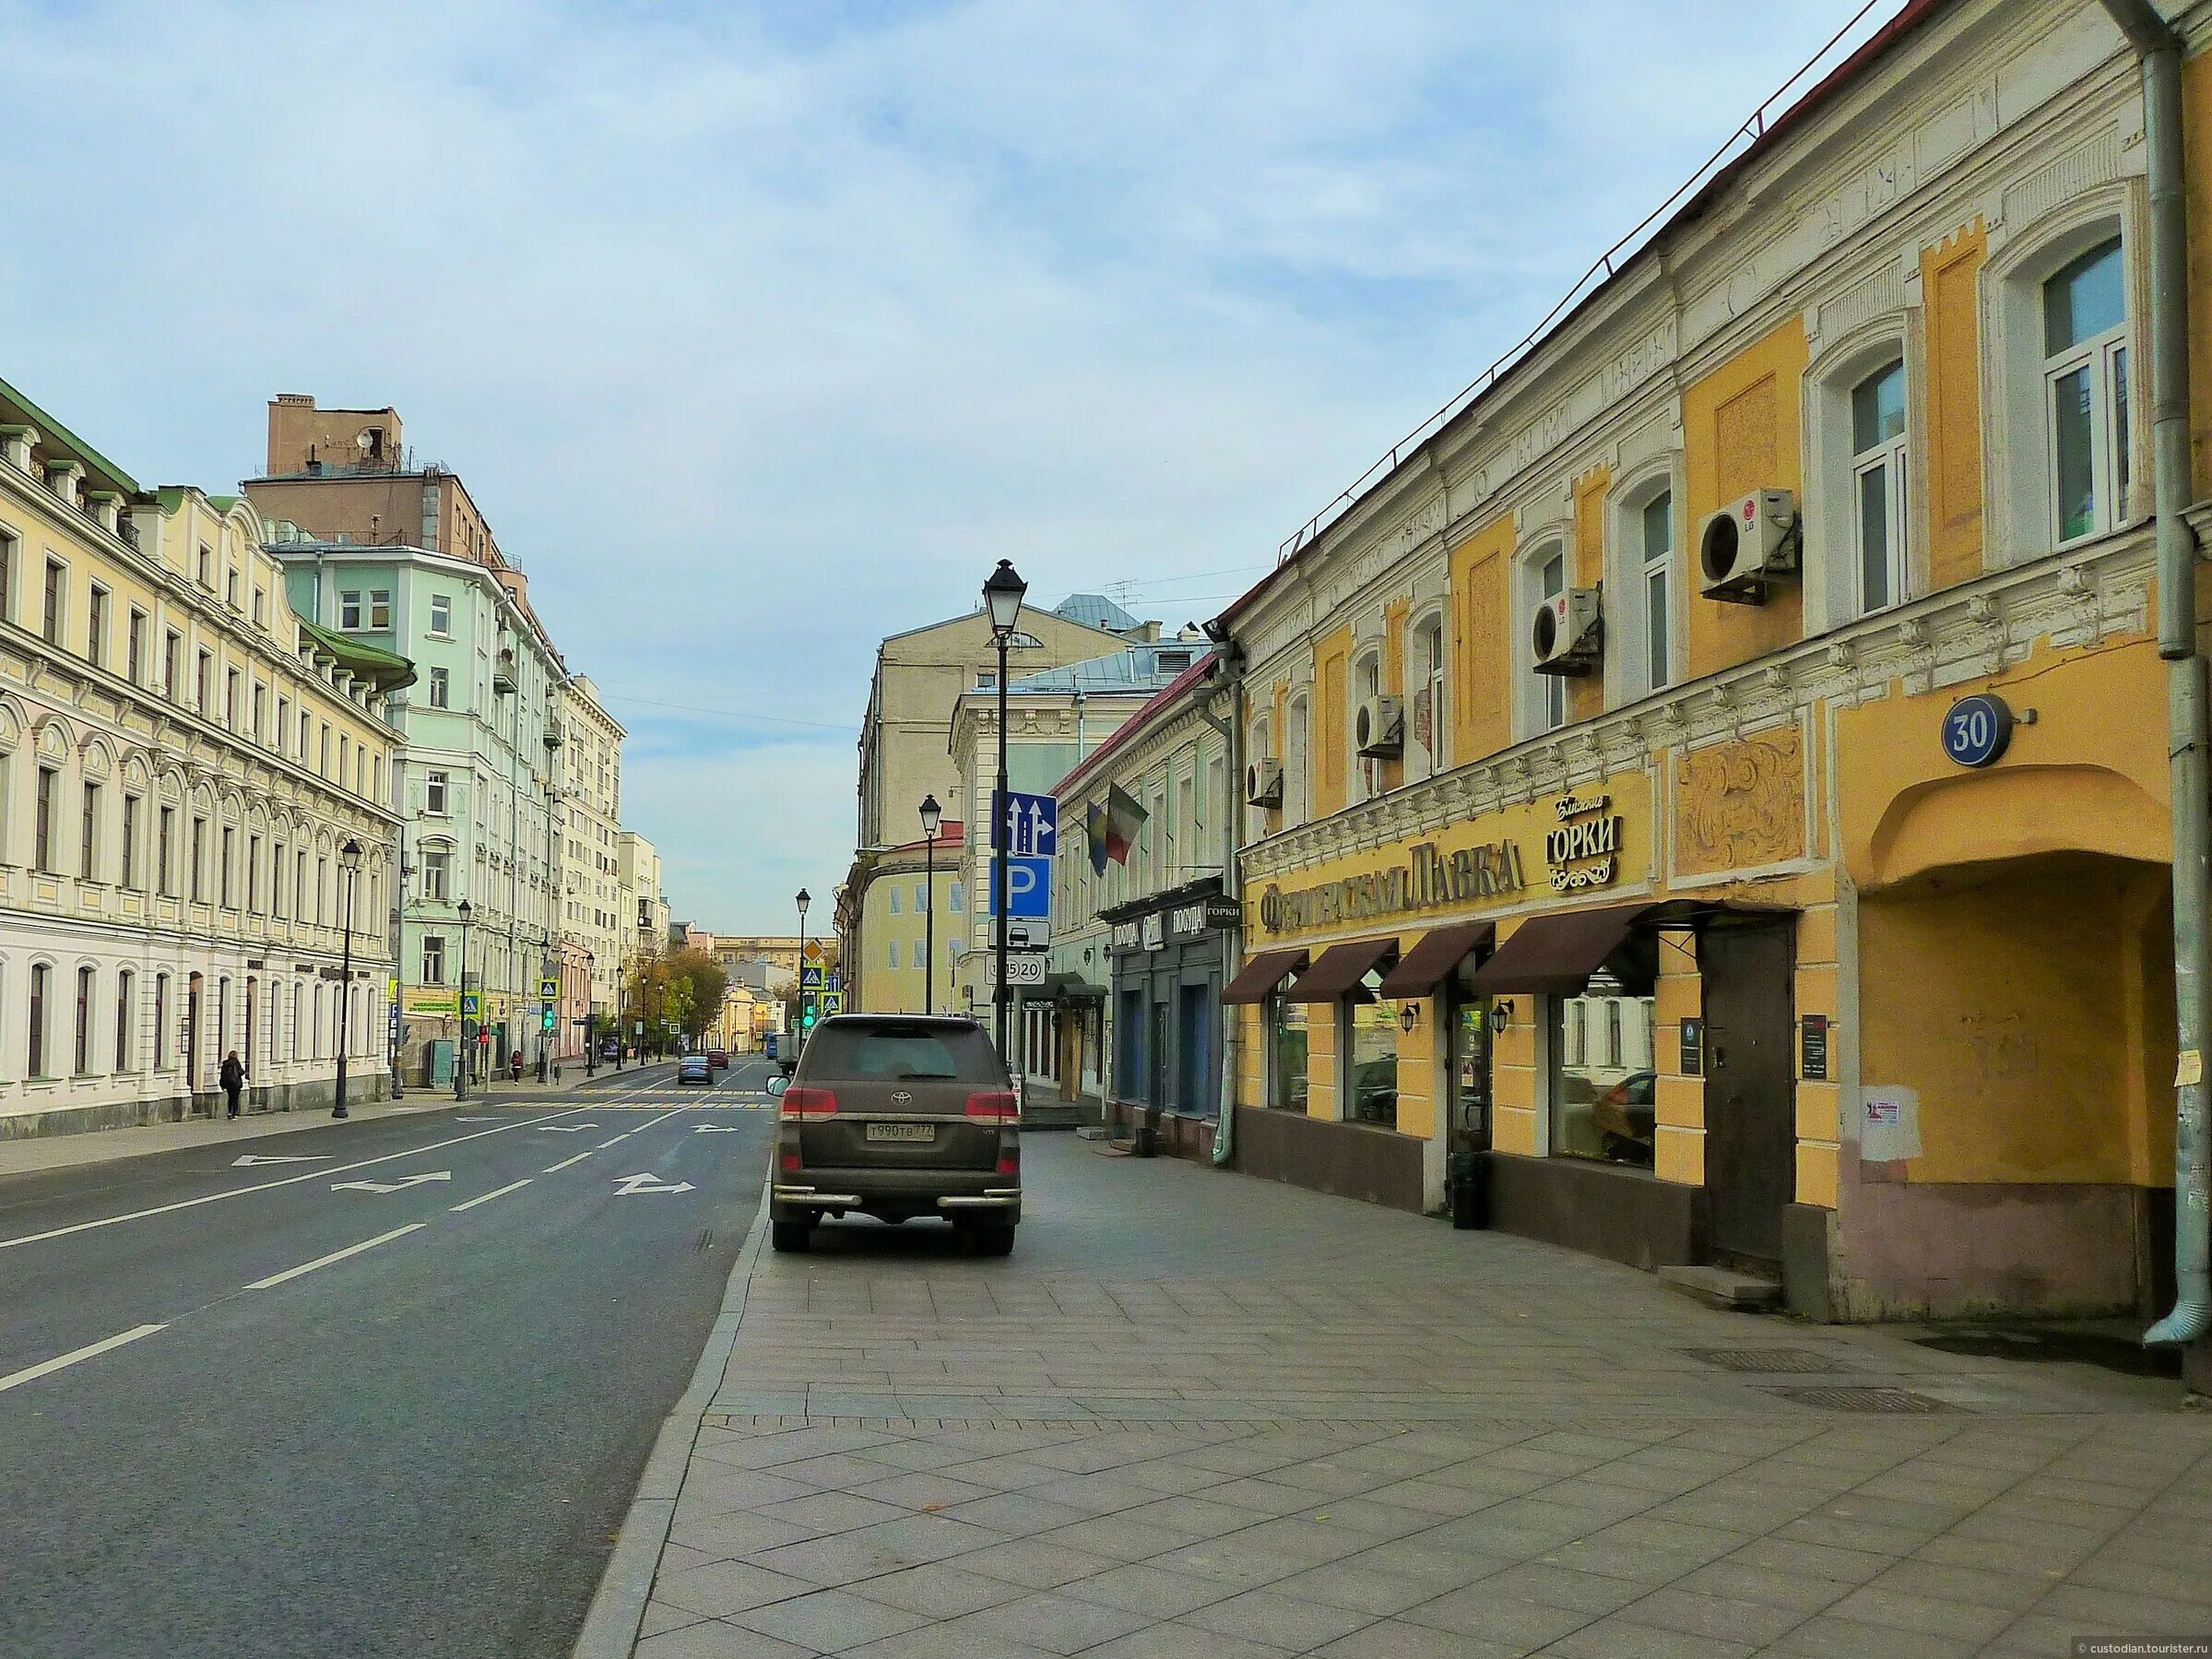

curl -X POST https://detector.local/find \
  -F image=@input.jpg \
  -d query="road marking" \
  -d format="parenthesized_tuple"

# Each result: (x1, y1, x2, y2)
(693, 1125, 747, 1133)
(612, 1172, 696, 1196)
(331, 1170, 453, 1195)
(535, 1123, 597, 1132)
(231, 1153, 332, 1167)
(0, 1106, 599, 1256)
(0, 1323, 168, 1395)
(596, 1134, 628, 1148)
(543, 1151, 595, 1173)
(244, 1224, 426, 1290)
(453, 1117, 503, 1122)
(450, 1179, 533, 1213)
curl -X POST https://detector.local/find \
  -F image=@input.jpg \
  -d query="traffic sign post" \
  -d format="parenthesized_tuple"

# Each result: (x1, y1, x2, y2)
(1004, 954, 1047, 988)
(992, 790, 1059, 857)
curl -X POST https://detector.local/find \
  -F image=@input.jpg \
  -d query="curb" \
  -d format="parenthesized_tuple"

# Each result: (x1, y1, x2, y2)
(572, 1173, 772, 1659)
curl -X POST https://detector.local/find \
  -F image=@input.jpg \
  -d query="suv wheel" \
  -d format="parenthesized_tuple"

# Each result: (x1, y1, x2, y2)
(973, 1223, 1015, 1257)
(771, 1219, 813, 1253)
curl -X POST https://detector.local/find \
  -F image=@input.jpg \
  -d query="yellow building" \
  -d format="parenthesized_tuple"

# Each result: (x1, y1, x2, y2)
(1219, 0, 2197, 1322)
(837, 824, 967, 1016)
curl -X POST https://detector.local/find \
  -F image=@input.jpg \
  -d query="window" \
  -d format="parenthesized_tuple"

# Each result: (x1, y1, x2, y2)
(196, 544, 212, 587)
(163, 631, 180, 699)
(888, 885, 901, 915)
(86, 585, 107, 666)
(275, 696, 287, 750)
(298, 709, 309, 756)
(1550, 964, 1658, 1168)
(318, 723, 329, 776)
(1341, 968, 1400, 1129)
(41, 558, 63, 645)
(887, 939, 902, 969)
(422, 935, 446, 985)
(158, 806, 175, 895)
(429, 594, 452, 637)
(948, 880, 964, 913)
(1851, 361, 1908, 613)
(0, 528, 12, 623)
(190, 816, 207, 902)
(1640, 492, 1674, 690)
(127, 609, 145, 685)
(196, 649, 211, 711)
(121, 793, 139, 889)
(1537, 547, 1567, 731)
(296, 850, 308, 920)
(253, 586, 266, 627)
(317, 857, 327, 924)
(27, 963, 48, 1076)
(914, 882, 928, 912)
(273, 842, 288, 918)
(79, 780, 98, 881)
(225, 565, 239, 610)
(248, 834, 262, 913)
(34, 765, 55, 872)
(2045, 238, 2129, 546)
(422, 847, 450, 901)
(1414, 618, 1446, 777)
(339, 590, 362, 629)
(1268, 990, 1309, 1113)
(74, 966, 93, 1074)
(426, 769, 449, 815)
(225, 668, 239, 727)
(369, 590, 391, 629)
(428, 667, 449, 708)
(220, 825, 235, 907)
(150, 972, 168, 1071)
(115, 969, 133, 1071)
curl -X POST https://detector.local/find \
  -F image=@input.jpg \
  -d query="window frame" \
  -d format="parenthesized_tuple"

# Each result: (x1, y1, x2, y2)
(1517, 535, 1570, 739)
(1849, 357, 1910, 616)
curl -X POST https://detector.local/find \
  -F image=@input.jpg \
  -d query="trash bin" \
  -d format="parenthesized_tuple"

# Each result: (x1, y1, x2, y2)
(1448, 1149, 1489, 1230)
(1135, 1105, 1161, 1158)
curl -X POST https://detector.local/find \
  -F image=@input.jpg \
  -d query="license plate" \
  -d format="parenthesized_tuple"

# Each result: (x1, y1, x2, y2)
(866, 1122, 936, 1143)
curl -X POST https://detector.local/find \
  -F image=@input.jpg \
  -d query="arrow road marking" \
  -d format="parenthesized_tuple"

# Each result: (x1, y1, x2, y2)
(694, 1125, 747, 1133)
(536, 1123, 597, 1132)
(612, 1172, 695, 1196)
(331, 1171, 453, 1195)
(231, 1154, 332, 1167)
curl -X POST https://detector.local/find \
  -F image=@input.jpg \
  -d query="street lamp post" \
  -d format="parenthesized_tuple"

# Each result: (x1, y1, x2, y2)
(920, 794, 941, 1017)
(454, 898, 474, 1102)
(796, 887, 811, 1048)
(585, 951, 596, 1076)
(982, 559, 1028, 1064)
(332, 838, 363, 1120)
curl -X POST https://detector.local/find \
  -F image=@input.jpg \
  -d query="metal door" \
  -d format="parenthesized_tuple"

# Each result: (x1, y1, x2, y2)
(1700, 922, 1795, 1266)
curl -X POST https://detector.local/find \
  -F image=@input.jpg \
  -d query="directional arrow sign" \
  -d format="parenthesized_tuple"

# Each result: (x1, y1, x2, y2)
(331, 1171, 454, 1194)
(612, 1172, 696, 1196)
(231, 1153, 332, 1167)
(536, 1123, 598, 1132)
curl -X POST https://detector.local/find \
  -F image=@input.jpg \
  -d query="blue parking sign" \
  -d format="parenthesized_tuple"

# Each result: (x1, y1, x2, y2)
(984, 855, 1051, 918)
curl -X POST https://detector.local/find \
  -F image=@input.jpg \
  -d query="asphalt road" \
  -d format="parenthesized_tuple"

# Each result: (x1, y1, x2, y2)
(0, 1054, 779, 1659)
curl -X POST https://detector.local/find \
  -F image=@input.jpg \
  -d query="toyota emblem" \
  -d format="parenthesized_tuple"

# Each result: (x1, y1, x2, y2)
(891, 1090, 913, 1107)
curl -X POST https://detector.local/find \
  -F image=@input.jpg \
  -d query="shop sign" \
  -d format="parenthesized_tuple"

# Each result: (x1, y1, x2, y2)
(1680, 1016, 1704, 1077)
(1259, 837, 1526, 934)
(1801, 1013, 1828, 1082)
(1544, 792, 1622, 893)
(1141, 913, 1165, 952)
(1111, 918, 1144, 952)
(1170, 896, 1241, 939)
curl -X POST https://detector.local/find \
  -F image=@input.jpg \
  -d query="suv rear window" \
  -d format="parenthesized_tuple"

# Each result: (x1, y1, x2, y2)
(801, 1021, 1002, 1084)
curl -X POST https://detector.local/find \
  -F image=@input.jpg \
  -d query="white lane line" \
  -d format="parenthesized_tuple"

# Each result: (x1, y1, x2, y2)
(243, 1224, 426, 1291)
(450, 1178, 533, 1214)
(627, 1108, 689, 1135)
(543, 1151, 595, 1174)
(596, 1135, 627, 1148)
(0, 1323, 169, 1395)
(0, 1105, 598, 1256)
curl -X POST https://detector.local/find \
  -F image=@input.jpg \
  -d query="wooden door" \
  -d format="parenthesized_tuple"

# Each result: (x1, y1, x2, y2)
(1700, 923, 1795, 1267)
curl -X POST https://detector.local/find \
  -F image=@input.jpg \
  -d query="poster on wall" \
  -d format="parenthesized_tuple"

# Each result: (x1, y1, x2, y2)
(1860, 1084, 1922, 1161)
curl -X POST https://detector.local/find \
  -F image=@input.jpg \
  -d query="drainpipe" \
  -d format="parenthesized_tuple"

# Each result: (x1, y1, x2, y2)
(1199, 632, 1247, 1166)
(2102, 0, 2211, 1353)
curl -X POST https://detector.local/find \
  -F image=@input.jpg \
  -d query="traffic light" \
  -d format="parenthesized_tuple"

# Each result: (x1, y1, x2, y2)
(799, 995, 818, 1031)
(541, 1006, 556, 1032)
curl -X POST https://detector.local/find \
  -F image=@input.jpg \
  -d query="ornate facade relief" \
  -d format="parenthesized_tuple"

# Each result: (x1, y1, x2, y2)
(1674, 725, 1806, 877)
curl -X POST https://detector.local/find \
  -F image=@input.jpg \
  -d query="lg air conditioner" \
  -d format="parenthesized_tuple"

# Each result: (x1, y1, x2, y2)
(1354, 694, 1405, 759)
(1531, 588, 1603, 674)
(1247, 756, 1284, 809)
(1698, 489, 1801, 603)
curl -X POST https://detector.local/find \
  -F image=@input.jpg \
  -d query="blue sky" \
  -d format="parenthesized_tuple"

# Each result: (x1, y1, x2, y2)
(0, 0, 1904, 930)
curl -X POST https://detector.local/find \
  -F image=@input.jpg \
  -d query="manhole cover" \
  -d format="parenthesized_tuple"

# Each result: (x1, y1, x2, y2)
(1773, 1386, 1954, 1414)
(1681, 1346, 1851, 1374)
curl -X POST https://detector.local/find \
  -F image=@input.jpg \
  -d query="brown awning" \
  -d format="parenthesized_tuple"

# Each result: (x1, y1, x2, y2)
(1376, 920, 1496, 1000)
(1471, 902, 1664, 996)
(1219, 947, 1308, 1005)
(1283, 938, 1398, 1004)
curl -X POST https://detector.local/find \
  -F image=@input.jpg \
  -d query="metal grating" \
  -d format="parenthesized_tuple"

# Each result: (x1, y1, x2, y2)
(1681, 1346, 1853, 1375)
(1772, 1386, 1955, 1414)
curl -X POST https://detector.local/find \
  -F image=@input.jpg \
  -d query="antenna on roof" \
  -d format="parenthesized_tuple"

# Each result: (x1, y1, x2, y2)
(1103, 580, 1138, 605)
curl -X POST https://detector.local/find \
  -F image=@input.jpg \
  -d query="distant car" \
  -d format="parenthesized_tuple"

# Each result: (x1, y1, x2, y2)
(677, 1053, 714, 1085)
(706, 1048, 730, 1070)
(769, 1014, 1019, 1256)
(1591, 1070, 1657, 1165)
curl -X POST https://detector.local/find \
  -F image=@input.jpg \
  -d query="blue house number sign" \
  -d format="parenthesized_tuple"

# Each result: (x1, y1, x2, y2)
(1942, 693, 2014, 768)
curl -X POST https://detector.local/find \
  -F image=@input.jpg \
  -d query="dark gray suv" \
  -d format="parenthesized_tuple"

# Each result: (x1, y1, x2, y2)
(768, 1014, 1021, 1254)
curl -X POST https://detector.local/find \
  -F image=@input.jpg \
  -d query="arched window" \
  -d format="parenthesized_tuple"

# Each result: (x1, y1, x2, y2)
(1351, 651, 1382, 803)
(27, 962, 49, 1078)
(1851, 359, 1909, 612)
(114, 968, 134, 1072)
(2044, 237, 2128, 546)
(1284, 694, 1311, 825)
(1520, 540, 1568, 737)
(1412, 616, 1446, 776)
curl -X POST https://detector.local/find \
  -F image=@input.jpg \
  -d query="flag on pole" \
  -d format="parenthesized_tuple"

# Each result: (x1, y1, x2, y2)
(1103, 785, 1147, 866)
(1086, 801, 1110, 876)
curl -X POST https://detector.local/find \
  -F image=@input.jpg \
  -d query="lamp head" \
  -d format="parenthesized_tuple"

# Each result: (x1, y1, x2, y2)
(796, 888, 811, 920)
(339, 836, 363, 872)
(982, 559, 1027, 635)
(458, 898, 473, 921)
(920, 794, 942, 838)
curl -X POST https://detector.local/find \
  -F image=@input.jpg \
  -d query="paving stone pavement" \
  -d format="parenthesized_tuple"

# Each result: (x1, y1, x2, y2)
(620, 1136, 2212, 1658)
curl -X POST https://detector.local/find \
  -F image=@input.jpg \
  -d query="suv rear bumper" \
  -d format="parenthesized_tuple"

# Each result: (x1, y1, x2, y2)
(775, 1167, 1022, 1222)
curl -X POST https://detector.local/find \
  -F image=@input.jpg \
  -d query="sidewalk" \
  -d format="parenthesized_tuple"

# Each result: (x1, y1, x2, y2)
(588, 1136, 2212, 1659)
(0, 1061, 679, 1181)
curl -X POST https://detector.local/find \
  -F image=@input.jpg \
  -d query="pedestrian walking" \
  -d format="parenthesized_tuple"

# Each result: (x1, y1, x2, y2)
(219, 1049, 246, 1120)
(510, 1050, 524, 1084)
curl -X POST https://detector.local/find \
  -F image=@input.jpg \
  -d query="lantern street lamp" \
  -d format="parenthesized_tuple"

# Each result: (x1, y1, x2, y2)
(920, 794, 941, 1017)
(796, 887, 811, 1049)
(454, 897, 474, 1101)
(981, 559, 1027, 1063)
(332, 837, 363, 1120)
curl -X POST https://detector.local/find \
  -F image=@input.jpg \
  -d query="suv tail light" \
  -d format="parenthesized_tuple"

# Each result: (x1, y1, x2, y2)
(964, 1090, 1020, 1123)
(780, 1086, 839, 1120)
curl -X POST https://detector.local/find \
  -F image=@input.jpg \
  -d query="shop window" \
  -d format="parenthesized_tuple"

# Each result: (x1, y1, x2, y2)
(1117, 986, 1144, 1099)
(1267, 990, 1308, 1113)
(1549, 964, 1658, 1167)
(1341, 968, 1400, 1128)
(1447, 957, 1492, 1145)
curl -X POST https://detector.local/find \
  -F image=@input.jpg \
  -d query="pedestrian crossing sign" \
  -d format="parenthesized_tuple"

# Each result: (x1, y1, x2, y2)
(538, 977, 559, 1000)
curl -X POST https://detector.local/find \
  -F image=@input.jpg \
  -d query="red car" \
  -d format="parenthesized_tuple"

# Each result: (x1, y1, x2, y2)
(706, 1048, 730, 1070)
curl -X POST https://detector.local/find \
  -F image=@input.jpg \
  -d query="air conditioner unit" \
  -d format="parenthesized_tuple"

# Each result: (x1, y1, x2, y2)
(1247, 756, 1284, 809)
(1354, 694, 1404, 759)
(1531, 588, 1603, 674)
(1698, 489, 1801, 603)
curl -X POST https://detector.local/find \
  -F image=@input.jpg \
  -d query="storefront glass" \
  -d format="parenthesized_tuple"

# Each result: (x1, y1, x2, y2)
(1117, 987, 1144, 1099)
(1267, 991, 1308, 1112)
(1449, 959, 1492, 1147)
(1342, 967, 1400, 1129)
(1549, 966, 1657, 1167)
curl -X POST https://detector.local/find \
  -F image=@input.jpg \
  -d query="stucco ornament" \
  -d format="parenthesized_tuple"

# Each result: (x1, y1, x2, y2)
(1674, 727, 1805, 875)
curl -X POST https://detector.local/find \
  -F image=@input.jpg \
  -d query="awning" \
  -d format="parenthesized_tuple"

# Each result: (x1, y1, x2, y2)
(1219, 947, 1308, 1005)
(1037, 973, 1106, 1002)
(1283, 938, 1398, 1004)
(1471, 901, 1664, 996)
(1376, 920, 1496, 1000)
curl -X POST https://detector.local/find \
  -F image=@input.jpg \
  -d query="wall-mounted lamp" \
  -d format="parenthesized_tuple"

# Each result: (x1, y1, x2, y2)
(1488, 999, 1514, 1036)
(1399, 1003, 1419, 1034)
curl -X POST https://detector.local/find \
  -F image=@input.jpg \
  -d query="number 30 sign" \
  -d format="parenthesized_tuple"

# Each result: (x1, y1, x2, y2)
(1941, 693, 2014, 769)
